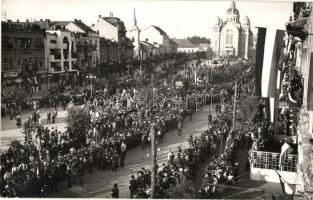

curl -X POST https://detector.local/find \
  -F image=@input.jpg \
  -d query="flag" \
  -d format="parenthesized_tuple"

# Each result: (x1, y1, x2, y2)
(308, 52, 313, 111)
(279, 142, 293, 167)
(255, 27, 285, 98)
(275, 170, 295, 195)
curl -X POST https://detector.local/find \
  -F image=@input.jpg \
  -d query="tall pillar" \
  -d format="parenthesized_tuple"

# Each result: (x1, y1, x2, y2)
(244, 31, 249, 59)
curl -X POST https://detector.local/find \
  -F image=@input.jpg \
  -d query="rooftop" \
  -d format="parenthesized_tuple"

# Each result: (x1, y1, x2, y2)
(171, 39, 199, 48)
(2, 20, 45, 32)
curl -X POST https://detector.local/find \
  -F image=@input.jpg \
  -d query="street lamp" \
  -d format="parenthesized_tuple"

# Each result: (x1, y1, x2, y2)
(150, 123, 156, 198)
(86, 74, 96, 97)
(152, 87, 156, 111)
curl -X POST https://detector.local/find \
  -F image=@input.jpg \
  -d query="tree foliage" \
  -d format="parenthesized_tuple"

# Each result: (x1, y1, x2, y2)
(66, 106, 91, 146)
(187, 36, 210, 45)
(1, 85, 29, 104)
(41, 83, 61, 99)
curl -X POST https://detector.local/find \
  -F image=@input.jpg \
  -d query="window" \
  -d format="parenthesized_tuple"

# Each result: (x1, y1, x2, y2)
(18, 58, 21, 65)
(64, 61, 69, 71)
(9, 59, 13, 67)
(50, 40, 57, 44)
(3, 58, 8, 68)
(63, 37, 69, 44)
(39, 58, 43, 67)
(226, 29, 233, 47)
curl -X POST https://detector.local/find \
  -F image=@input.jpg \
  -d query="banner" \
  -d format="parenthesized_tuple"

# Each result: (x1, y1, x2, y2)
(308, 52, 313, 111)
(255, 27, 285, 98)
(275, 170, 294, 195)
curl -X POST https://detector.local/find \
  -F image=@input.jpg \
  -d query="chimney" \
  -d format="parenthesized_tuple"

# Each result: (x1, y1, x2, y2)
(74, 19, 77, 22)
(45, 19, 50, 26)
(78, 19, 81, 22)
(7, 19, 12, 23)
(98, 15, 102, 19)
(26, 19, 29, 23)
(40, 19, 43, 22)
(17, 19, 19, 23)
(92, 23, 95, 27)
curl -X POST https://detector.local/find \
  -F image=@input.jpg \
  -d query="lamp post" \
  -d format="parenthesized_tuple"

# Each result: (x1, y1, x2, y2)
(150, 122, 156, 198)
(152, 87, 156, 110)
(232, 81, 238, 132)
(210, 88, 213, 112)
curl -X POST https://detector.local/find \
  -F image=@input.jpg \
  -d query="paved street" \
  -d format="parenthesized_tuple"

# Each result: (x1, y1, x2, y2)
(0, 108, 68, 152)
(50, 106, 213, 198)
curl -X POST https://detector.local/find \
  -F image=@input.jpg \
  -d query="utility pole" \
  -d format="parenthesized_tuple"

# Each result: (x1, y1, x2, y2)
(232, 81, 238, 132)
(150, 123, 156, 198)
(210, 88, 213, 112)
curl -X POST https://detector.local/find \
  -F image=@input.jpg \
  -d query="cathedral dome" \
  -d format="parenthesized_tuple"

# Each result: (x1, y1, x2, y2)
(226, 1, 240, 22)
(242, 16, 250, 27)
(214, 16, 223, 27)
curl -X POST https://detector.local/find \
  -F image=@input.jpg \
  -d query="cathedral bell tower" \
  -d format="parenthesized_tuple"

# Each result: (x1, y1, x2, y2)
(127, 9, 141, 58)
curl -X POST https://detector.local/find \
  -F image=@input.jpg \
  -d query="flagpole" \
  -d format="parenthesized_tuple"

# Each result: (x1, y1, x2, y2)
(232, 81, 238, 132)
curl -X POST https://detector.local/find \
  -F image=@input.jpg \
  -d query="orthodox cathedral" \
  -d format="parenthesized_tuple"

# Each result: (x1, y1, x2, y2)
(211, 1, 254, 59)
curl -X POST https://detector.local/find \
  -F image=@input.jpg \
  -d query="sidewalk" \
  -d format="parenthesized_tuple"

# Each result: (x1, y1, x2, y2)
(49, 106, 213, 198)
(1, 105, 67, 131)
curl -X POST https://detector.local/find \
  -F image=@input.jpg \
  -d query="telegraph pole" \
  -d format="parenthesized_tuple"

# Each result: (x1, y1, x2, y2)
(210, 88, 213, 112)
(232, 81, 238, 132)
(150, 123, 156, 198)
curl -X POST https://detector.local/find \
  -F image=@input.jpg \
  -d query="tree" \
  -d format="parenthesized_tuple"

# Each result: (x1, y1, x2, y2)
(66, 106, 91, 146)
(187, 36, 210, 45)
(1, 85, 29, 106)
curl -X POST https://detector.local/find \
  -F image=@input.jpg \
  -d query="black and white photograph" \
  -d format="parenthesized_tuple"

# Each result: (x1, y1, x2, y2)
(1, 0, 313, 199)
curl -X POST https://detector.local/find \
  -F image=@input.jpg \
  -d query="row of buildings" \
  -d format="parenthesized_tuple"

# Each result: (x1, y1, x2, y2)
(1, 12, 181, 87)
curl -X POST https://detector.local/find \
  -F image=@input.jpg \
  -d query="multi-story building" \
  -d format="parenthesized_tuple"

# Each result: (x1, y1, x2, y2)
(48, 20, 100, 73)
(45, 27, 77, 75)
(93, 13, 133, 63)
(140, 25, 170, 54)
(289, 2, 313, 198)
(1, 20, 46, 88)
(248, 3, 313, 200)
(211, 1, 253, 59)
(172, 39, 201, 53)
(99, 38, 119, 65)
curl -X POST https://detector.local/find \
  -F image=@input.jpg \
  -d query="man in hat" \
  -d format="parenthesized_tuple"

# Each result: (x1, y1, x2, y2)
(120, 141, 127, 167)
(129, 175, 138, 198)
(111, 183, 119, 198)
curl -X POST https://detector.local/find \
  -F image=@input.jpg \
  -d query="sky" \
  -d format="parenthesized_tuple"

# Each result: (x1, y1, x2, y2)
(1, 0, 293, 39)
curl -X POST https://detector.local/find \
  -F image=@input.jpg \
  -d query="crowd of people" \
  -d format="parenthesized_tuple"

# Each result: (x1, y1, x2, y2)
(125, 107, 235, 198)
(1, 54, 257, 198)
(0, 58, 214, 197)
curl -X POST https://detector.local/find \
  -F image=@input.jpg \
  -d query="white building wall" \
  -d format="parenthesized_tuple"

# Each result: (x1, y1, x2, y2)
(141, 26, 163, 45)
(94, 19, 118, 42)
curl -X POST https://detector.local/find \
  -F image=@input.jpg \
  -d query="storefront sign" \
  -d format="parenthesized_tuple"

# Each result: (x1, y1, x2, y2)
(3, 71, 18, 78)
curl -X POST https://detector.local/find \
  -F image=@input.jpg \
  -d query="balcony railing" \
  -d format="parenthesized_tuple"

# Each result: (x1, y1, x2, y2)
(71, 52, 77, 58)
(249, 150, 298, 172)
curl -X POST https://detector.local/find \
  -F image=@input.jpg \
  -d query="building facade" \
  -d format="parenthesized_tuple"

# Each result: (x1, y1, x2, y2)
(172, 39, 201, 53)
(140, 25, 170, 54)
(45, 28, 77, 75)
(1, 20, 46, 89)
(290, 2, 313, 198)
(211, 1, 253, 59)
(93, 13, 133, 63)
(49, 20, 100, 72)
(127, 9, 141, 59)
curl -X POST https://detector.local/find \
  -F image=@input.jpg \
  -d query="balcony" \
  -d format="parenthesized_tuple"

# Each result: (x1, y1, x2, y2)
(50, 62, 62, 73)
(63, 49, 69, 60)
(49, 52, 61, 61)
(71, 52, 77, 58)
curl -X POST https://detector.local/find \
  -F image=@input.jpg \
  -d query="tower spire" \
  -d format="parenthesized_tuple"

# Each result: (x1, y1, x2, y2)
(133, 8, 137, 26)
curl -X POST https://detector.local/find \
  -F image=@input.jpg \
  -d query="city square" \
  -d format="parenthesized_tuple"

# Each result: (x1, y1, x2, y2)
(1, 1, 313, 199)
